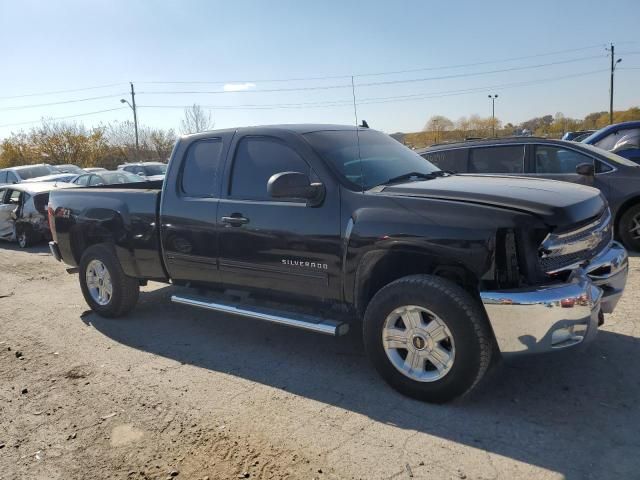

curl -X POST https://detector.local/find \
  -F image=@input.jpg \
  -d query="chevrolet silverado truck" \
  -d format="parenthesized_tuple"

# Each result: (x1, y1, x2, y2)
(47, 125, 629, 403)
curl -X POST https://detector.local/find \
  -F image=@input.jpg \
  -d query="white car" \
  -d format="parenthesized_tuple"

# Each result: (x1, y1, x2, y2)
(117, 162, 167, 181)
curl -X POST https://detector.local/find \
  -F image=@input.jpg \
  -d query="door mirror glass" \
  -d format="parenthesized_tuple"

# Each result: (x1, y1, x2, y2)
(267, 171, 324, 206)
(576, 162, 595, 176)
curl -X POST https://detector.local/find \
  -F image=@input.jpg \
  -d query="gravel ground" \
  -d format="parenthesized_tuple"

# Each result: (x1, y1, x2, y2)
(0, 243, 639, 480)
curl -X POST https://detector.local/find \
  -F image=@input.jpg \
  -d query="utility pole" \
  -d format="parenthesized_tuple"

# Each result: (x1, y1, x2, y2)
(488, 94, 498, 137)
(120, 83, 139, 160)
(607, 43, 622, 125)
(130, 82, 139, 158)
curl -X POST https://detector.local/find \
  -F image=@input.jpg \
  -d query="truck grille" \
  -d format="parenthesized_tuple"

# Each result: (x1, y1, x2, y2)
(539, 209, 613, 273)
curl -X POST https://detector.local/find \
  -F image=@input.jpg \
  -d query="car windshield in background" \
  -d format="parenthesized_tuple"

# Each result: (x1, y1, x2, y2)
(55, 165, 85, 174)
(17, 165, 58, 179)
(101, 172, 146, 184)
(578, 143, 640, 167)
(143, 164, 167, 176)
(303, 130, 439, 190)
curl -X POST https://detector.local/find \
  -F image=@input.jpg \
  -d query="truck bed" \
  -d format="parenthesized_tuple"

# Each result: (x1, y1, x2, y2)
(48, 185, 167, 280)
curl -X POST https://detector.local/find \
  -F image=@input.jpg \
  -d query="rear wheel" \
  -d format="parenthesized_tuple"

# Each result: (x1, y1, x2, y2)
(79, 244, 140, 317)
(15, 225, 34, 249)
(618, 203, 640, 251)
(363, 275, 493, 403)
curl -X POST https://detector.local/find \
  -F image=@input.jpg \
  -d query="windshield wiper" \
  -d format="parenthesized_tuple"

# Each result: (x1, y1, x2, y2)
(380, 170, 451, 186)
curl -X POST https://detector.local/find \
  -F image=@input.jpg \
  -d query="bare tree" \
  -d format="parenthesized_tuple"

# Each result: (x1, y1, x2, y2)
(180, 104, 214, 134)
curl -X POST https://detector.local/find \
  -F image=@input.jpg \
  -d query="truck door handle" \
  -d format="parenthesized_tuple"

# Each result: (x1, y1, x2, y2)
(221, 214, 249, 226)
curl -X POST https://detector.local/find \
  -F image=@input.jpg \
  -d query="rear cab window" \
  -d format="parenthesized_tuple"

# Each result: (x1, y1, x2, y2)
(181, 139, 224, 197)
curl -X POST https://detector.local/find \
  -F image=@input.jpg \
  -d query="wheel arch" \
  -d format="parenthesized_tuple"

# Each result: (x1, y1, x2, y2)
(354, 248, 480, 319)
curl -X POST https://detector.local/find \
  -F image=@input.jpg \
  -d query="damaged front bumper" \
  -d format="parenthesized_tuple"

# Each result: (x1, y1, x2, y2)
(480, 241, 628, 356)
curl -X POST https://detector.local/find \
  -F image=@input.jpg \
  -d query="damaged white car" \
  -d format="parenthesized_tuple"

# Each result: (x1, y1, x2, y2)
(0, 182, 75, 248)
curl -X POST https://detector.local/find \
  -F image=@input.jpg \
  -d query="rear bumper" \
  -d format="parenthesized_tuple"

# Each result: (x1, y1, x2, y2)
(480, 241, 628, 356)
(49, 241, 62, 262)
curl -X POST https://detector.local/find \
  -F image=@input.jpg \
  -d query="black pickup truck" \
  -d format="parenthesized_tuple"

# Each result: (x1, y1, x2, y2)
(48, 125, 629, 403)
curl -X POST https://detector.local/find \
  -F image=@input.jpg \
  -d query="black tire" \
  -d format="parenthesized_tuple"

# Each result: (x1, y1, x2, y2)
(79, 243, 140, 318)
(618, 204, 640, 251)
(363, 274, 494, 403)
(15, 224, 35, 249)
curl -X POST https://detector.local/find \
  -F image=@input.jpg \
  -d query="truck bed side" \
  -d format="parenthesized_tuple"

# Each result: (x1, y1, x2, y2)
(49, 187, 167, 280)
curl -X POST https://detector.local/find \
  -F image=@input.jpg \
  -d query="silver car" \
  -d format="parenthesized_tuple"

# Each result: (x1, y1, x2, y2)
(117, 161, 167, 181)
(0, 164, 60, 185)
(0, 182, 76, 248)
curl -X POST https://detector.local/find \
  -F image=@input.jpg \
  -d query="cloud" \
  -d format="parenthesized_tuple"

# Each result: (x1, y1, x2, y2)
(223, 82, 256, 92)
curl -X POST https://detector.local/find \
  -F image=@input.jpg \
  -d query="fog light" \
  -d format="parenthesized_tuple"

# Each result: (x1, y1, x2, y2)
(551, 324, 587, 348)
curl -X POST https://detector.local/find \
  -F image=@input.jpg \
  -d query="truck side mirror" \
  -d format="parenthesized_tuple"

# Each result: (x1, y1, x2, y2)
(575, 163, 594, 176)
(268, 171, 325, 207)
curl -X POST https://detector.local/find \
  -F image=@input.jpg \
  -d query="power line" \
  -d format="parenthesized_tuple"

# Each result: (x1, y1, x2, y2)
(1, 42, 634, 101)
(136, 68, 607, 111)
(134, 44, 608, 85)
(137, 54, 606, 97)
(0, 107, 128, 129)
(0, 93, 128, 112)
(0, 83, 127, 101)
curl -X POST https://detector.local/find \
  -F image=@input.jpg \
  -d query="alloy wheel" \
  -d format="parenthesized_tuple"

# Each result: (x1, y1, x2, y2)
(382, 305, 456, 382)
(85, 259, 113, 306)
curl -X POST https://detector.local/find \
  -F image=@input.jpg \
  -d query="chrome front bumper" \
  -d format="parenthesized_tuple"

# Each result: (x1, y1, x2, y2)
(480, 241, 628, 356)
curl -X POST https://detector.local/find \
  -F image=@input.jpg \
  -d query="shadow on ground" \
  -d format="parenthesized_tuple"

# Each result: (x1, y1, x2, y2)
(0, 242, 49, 254)
(81, 285, 640, 479)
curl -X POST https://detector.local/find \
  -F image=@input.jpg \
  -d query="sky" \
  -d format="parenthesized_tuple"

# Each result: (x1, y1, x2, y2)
(0, 0, 639, 139)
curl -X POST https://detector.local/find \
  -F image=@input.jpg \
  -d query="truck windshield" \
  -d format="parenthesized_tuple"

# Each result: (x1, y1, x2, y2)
(304, 129, 439, 190)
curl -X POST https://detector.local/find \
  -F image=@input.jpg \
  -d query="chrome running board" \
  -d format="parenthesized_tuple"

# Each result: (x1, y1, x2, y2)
(171, 294, 349, 336)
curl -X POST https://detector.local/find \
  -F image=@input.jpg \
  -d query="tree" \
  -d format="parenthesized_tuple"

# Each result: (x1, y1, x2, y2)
(180, 104, 214, 134)
(423, 115, 454, 143)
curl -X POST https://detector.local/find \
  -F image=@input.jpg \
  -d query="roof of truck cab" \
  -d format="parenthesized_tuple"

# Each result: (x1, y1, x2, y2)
(181, 124, 370, 141)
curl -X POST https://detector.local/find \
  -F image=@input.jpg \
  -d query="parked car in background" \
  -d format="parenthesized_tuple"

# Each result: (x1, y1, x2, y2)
(24, 173, 78, 184)
(71, 170, 149, 187)
(561, 130, 595, 142)
(0, 182, 75, 248)
(0, 164, 59, 185)
(418, 137, 640, 250)
(581, 121, 640, 164)
(117, 161, 167, 181)
(83, 167, 108, 173)
(53, 164, 86, 175)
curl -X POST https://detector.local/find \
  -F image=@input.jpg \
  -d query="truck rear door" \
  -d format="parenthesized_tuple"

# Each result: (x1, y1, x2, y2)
(160, 131, 234, 284)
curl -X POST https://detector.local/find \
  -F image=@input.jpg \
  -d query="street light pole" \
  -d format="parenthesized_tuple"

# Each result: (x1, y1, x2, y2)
(488, 94, 498, 137)
(120, 82, 139, 160)
(130, 82, 139, 155)
(607, 44, 622, 125)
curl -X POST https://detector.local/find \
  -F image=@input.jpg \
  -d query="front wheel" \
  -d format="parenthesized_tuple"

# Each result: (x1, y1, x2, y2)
(618, 204, 640, 251)
(363, 275, 494, 403)
(79, 244, 140, 318)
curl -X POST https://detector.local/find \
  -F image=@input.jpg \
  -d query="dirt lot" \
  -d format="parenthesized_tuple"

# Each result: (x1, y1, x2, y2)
(0, 244, 639, 480)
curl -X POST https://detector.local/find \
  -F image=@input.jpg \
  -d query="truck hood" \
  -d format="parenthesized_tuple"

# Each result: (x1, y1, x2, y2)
(380, 174, 605, 227)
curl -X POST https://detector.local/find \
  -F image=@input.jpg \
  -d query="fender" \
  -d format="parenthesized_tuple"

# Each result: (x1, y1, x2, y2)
(341, 191, 547, 315)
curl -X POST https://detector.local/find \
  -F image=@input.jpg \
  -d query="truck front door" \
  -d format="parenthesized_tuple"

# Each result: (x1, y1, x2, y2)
(217, 132, 342, 302)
